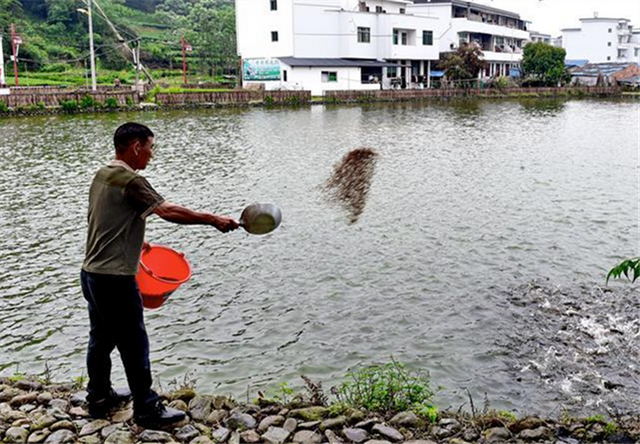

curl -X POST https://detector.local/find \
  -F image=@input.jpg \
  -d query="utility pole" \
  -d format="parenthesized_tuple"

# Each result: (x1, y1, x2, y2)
(0, 34, 6, 87)
(134, 39, 140, 93)
(87, 0, 97, 91)
(11, 24, 20, 87)
(181, 36, 187, 85)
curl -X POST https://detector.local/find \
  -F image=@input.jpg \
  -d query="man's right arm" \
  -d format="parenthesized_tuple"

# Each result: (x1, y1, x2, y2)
(153, 202, 239, 233)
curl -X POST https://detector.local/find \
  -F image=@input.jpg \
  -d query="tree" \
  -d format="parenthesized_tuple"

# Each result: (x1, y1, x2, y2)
(0, 0, 22, 30)
(521, 42, 566, 86)
(440, 43, 486, 87)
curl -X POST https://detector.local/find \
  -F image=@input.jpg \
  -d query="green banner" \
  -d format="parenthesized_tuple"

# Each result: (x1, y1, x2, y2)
(243, 58, 281, 81)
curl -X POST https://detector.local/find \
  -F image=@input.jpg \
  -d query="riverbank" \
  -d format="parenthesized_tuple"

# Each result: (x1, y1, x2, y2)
(0, 86, 625, 118)
(0, 375, 638, 444)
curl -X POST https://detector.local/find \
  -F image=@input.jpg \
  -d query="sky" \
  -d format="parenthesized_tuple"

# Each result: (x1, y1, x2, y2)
(471, 0, 640, 36)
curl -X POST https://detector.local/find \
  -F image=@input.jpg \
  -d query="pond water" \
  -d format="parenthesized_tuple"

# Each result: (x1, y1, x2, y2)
(0, 99, 638, 416)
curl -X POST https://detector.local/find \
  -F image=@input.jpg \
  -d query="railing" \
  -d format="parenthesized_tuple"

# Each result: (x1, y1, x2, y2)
(155, 90, 311, 106)
(0, 91, 139, 108)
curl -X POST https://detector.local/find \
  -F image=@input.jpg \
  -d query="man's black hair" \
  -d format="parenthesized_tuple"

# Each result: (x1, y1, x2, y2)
(114, 122, 154, 154)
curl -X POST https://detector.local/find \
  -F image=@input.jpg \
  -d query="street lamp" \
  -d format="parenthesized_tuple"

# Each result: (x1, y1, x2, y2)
(78, 0, 97, 91)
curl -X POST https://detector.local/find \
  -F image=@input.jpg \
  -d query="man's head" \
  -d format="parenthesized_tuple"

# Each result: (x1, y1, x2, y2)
(114, 122, 154, 170)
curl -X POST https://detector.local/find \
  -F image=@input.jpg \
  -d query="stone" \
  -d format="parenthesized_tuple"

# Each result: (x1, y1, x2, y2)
(320, 416, 347, 431)
(518, 426, 552, 441)
(354, 419, 380, 430)
(343, 428, 369, 443)
(4, 409, 27, 422)
(290, 407, 329, 422)
(5, 426, 29, 443)
(49, 400, 70, 414)
(404, 441, 437, 444)
(110, 408, 133, 423)
(362, 440, 391, 444)
(100, 423, 123, 438)
(43, 429, 77, 444)
(292, 430, 322, 444)
(10, 393, 39, 407)
(224, 412, 256, 430)
(27, 429, 51, 443)
(68, 407, 88, 418)
(79, 419, 110, 436)
(346, 409, 366, 423)
(431, 426, 452, 439)
(484, 427, 511, 443)
(298, 421, 319, 430)
(240, 430, 261, 443)
(139, 429, 175, 442)
(283, 418, 297, 433)
(206, 410, 229, 425)
(170, 388, 197, 402)
(20, 404, 37, 413)
(32, 415, 57, 431)
(211, 426, 230, 443)
(177, 424, 201, 443)
(189, 396, 213, 422)
(325, 429, 344, 444)
(447, 440, 470, 444)
(170, 400, 189, 412)
(371, 424, 403, 442)
(50, 421, 75, 432)
(13, 418, 32, 427)
(17, 381, 43, 392)
(69, 392, 87, 407)
(389, 412, 421, 429)
(72, 420, 88, 431)
(258, 415, 285, 432)
(228, 431, 240, 444)
(0, 388, 22, 402)
(190, 437, 215, 444)
(193, 423, 211, 435)
(212, 396, 227, 410)
(104, 430, 135, 444)
(462, 429, 479, 442)
(37, 393, 53, 405)
(79, 436, 101, 444)
(262, 426, 290, 444)
(510, 417, 545, 434)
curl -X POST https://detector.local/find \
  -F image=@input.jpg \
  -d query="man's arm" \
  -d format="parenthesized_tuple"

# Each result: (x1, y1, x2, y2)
(153, 201, 239, 233)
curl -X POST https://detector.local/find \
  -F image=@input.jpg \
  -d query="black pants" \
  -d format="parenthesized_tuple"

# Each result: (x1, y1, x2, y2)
(80, 270, 159, 412)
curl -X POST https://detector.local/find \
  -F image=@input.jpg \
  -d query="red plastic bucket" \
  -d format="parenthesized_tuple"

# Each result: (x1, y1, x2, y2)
(136, 245, 192, 309)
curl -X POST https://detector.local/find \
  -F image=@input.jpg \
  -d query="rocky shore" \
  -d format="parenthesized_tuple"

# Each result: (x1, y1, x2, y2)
(1, 376, 638, 444)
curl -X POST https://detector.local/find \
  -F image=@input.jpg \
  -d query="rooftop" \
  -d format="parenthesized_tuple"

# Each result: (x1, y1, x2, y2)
(412, 0, 521, 20)
(580, 17, 630, 22)
(571, 62, 638, 77)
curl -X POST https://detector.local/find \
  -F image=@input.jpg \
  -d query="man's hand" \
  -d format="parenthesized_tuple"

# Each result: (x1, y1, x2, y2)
(211, 215, 239, 233)
(143, 241, 152, 252)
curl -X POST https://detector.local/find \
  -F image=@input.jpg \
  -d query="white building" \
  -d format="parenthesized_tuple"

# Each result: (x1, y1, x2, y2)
(562, 16, 640, 64)
(235, 0, 441, 95)
(409, 0, 530, 78)
(529, 31, 551, 45)
(0, 34, 6, 87)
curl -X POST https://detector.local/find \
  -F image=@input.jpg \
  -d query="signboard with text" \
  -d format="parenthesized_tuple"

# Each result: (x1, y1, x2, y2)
(243, 58, 281, 81)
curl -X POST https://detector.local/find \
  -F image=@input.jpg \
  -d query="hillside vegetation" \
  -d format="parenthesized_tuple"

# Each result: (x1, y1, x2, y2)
(0, 0, 236, 85)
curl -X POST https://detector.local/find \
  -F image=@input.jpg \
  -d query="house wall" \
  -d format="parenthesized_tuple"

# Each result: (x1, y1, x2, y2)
(563, 19, 640, 64)
(275, 64, 381, 95)
(236, 0, 295, 59)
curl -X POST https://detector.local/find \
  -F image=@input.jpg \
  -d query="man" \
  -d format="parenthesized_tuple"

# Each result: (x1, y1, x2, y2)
(81, 122, 238, 427)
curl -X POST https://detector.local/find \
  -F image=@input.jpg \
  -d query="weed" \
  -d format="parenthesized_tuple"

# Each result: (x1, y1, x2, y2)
(80, 95, 98, 109)
(167, 370, 199, 392)
(104, 98, 119, 109)
(60, 99, 78, 112)
(301, 375, 328, 407)
(72, 372, 87, 390)
(333, 359, 436, 414)
(586, 415, 607, 424)
(603, 422, 617, 436)
(8, 371, 27, 383)
(125, 97, 134, 106)
(0, 101, 8, 113)
(264, 95, 274, 106)
(273, 382, 295, 404)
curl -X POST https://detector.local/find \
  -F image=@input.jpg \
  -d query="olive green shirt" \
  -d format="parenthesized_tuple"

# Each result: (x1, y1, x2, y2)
(82, 161, 164, 276)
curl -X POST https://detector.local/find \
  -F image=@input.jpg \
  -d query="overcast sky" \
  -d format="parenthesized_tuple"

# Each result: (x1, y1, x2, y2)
(471, 0, 640, 36)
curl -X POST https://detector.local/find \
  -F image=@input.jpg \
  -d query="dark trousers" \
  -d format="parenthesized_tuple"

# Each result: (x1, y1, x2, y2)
(80, 270, 159, 411)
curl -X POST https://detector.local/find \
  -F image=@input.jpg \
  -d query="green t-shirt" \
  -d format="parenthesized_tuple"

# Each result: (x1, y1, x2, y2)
(82, 163, 164, 276)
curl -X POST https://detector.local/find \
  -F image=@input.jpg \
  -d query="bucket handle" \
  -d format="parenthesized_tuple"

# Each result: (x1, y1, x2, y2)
(139, 252, 190, 284)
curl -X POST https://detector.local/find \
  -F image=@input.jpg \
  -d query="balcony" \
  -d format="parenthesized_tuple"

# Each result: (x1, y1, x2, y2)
(451, 18, 530, 40)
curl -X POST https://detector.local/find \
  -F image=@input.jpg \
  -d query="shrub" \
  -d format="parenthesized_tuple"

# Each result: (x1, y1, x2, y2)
(37, 101, 46, 110)
(80, 95, 98, 109)
(60, 99, 78, 112)
(104, 97, 119, 109)
(0, 101, 8, 113)
(125, 97, 134, 106)
(40, 63, 70, 73)
(334, 360, 436, 415)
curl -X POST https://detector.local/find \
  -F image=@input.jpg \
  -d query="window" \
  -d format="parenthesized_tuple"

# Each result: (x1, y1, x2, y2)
(358, 27, 371, 43)
(321, 71, 338, 82)
(376, 5, 383, 13)
(393, 29, 399, 45)
(635, 48, 640, 57)
(608, 42, 612, 46)
(607, 56, 611, 61)
(399, 8, 405, 14)
(387, 66, 397, 77)
(283, 70, 287, 82)
(401, 31, 407, 45)
(270, 0, 277, 11)
(608, 28, 612, 33)
(422, 30, 433, 46)
(271, 31, 279, 42)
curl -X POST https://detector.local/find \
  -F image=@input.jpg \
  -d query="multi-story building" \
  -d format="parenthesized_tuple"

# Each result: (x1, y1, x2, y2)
(529, 31, 552, 45)
(235, 0, 441, 94)
(562, 16, 640, 64)
(409, 0, 530, 78)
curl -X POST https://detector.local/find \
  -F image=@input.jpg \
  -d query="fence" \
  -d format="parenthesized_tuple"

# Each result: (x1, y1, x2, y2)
(7, 85, 147, 95)
(0, 91, 140, 108)
(155, 90, 311, 106)
(324, 86, 621, 102)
